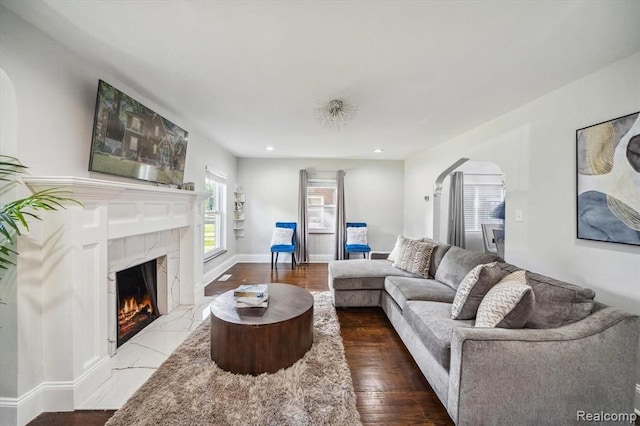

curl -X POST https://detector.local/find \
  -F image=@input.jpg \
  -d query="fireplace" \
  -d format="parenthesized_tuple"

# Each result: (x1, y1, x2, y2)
(116, 258, 160, 346)
(14, 176, 207, 416)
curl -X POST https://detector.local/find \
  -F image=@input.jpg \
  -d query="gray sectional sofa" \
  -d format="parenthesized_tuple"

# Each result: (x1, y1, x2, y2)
(328, 238, 640, 425)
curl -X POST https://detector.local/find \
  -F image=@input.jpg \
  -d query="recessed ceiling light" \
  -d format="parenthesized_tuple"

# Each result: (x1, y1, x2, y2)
(266, 146, 274, 151)
(374, 148, 383, 153)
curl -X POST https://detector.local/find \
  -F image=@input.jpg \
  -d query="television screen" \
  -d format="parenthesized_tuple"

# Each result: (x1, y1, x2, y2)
(89, 80, 188, 185)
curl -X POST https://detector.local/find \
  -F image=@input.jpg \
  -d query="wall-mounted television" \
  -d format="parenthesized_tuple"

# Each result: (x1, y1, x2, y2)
(89, 80, 188, 186)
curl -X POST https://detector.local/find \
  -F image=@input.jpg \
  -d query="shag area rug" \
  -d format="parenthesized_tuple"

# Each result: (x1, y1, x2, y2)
(106, 291, 361, 426)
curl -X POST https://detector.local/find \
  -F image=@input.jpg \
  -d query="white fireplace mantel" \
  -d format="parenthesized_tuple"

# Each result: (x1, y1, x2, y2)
(23, 176, 208, 240)
(10, 176, 208, 421)
(23, 176, 205, 202)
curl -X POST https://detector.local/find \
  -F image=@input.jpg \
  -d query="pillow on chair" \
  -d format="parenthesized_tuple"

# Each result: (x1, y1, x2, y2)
(346, 227, 368, 245)
(270, 227, 294, 246)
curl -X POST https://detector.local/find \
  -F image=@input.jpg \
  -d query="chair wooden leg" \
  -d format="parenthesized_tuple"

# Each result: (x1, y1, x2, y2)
(275, 252, 279, 268)
(291, 253, 295, 269)
(271, 252, 274, 269)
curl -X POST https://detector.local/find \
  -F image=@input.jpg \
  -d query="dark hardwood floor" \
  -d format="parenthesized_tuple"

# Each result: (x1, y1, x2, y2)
(27, 411, 115, 426)
(30, 262, 452, 425)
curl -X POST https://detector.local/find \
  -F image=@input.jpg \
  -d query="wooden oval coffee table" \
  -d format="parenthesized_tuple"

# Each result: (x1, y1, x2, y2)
(210, 283, 314, 375)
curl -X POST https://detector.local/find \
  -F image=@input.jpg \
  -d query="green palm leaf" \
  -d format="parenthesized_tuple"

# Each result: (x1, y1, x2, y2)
(0, 155, 82, 275)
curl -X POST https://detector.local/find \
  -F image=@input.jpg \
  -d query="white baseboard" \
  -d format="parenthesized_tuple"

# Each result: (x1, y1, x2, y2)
(0, 381, 67, 426)
(234, 254, 269, 263)
(309, 254, 334, 262)
(233, 253, 334, 264)
(73, 356, 111, 407)
(41, 381, 74, 412)
(201, 255, 239, 288)
(0, 388, 39, 426)
(0, 405, 18, 426)
(0, 356, 112, 426)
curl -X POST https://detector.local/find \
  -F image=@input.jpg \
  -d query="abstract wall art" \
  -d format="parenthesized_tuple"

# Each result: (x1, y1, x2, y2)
(576, 111, 640, 246)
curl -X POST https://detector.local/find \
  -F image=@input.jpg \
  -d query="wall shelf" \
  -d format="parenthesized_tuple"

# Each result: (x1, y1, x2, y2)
(234, 191, 245, 237)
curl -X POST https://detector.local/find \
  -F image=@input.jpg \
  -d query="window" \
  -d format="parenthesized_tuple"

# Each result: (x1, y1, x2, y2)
(463, 184, 504, 232)
(204, 170, 227, 259)
(131, 117, 141, 132)
(307, 174, 337, 233)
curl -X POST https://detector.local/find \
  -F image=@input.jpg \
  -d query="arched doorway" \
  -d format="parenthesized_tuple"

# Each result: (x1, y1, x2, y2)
(433, 158, 505, 256)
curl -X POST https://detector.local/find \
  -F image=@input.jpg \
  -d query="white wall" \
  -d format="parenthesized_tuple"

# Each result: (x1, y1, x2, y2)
(236, 158, 404, 261)
(405, 52, 640, 315)
(0, 7, 239, 277)
(0, 7, 237, 421)
(406, 53, 640, 411)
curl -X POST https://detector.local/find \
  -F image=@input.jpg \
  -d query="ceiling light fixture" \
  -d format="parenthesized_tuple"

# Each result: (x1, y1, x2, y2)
(266, 146, 274, 151)
(374, 148, 384, 153)
(315, 99, 357, 130)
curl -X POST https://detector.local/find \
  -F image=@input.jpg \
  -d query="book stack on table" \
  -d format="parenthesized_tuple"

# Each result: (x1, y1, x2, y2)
(233, 284, 269, 308)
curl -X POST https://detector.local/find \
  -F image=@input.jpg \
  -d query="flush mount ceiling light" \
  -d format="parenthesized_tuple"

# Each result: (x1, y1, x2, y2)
(315, 99, 358, 130)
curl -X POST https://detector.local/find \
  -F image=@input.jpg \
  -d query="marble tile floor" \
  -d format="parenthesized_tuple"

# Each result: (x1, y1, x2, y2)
(78, 297, 215, 409)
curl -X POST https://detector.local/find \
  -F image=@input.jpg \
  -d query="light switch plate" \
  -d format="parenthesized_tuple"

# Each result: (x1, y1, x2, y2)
(515, 209, 524, 222)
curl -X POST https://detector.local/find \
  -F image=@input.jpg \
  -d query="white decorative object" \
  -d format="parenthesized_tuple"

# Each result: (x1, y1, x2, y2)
(346, 226, 368, 245)
(315, 99, 357, 130)
(271, 227, 294, 246)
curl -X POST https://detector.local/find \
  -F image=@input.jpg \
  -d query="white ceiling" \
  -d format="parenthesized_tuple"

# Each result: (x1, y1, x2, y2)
(3, 0, 640, 160)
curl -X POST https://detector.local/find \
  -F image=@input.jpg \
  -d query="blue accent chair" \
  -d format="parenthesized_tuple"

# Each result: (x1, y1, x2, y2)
(270, 222, 297, 269)
(345, 222, 371, 259)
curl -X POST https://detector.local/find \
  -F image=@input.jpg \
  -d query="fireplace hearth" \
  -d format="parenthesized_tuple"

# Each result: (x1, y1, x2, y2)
(116, 258, 160, 346)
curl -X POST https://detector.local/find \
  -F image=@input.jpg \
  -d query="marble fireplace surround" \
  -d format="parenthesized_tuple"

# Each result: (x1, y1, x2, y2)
(19, 177, 207, 413)
(108, 234, 174, 357)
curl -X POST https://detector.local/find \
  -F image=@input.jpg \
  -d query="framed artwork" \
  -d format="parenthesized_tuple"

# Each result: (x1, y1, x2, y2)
(576, 111, 640, 246)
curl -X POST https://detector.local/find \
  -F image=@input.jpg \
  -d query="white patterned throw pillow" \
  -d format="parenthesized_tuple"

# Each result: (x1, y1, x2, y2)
(475, 270, 535, 328)
(388, 235, 418, 262)
(270, 227, 293, 246)
(451, 262, 503, 320)
(346, 227, 368, 245)
(392, 238, 436, 278)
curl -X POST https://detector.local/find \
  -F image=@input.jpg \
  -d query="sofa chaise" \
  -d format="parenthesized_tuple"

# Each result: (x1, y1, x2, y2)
(328, 237, 640, 425)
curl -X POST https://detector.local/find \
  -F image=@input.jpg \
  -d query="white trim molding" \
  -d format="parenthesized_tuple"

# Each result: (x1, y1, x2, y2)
(635, 383, 640, 415)
(3, 177, 208, 424)
(201, 255, 239, 290)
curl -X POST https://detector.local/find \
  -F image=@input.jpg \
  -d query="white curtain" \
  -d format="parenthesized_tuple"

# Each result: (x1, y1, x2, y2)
(447, 171, 466, 248)
(296, 169, 309, 264)
(334, 170, 346, 260)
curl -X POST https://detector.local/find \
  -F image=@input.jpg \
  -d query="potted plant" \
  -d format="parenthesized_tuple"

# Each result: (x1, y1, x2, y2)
(0, 155, 80, 273)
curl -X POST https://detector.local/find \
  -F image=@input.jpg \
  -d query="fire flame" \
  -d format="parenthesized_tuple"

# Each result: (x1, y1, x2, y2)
(118, 295, 154, 326)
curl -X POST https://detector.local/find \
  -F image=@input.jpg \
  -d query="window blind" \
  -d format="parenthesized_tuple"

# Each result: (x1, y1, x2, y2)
(463, 184, 504, 232)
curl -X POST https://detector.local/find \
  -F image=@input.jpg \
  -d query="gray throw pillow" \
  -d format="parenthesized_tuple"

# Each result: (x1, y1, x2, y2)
(475, 270, 535, 328)
(434, 246, 502, 290)
(392, 238, 436, 278)
(451, 262, 504, 320)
